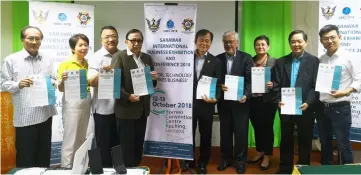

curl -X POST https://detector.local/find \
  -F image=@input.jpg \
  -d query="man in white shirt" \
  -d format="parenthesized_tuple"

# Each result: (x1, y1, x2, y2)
(1, 26, 57, 167)
(88, 26, 120, 167)
(318, 24, 361, 164)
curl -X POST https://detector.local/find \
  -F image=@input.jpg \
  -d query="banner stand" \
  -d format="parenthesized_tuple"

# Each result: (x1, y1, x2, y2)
(143, 1, 196, 165)
(143, 3, 197, 173)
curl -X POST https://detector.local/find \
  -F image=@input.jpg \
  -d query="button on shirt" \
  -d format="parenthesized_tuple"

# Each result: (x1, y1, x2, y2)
(88, 47, 119, 114)
(1, 49, 57, 127)
(291, 54, 303, 87)
(225, 52, 236, 75)
(127, 48, 145, 68)
(195, 53, 207, 79)
(319, 48, 361, 103)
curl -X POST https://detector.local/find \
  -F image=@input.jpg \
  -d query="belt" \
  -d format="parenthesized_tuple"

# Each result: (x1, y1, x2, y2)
(323, 101, 350, 108)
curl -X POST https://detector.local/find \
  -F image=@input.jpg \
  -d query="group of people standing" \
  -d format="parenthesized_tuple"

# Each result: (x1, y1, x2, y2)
(1, 26, 157, 169)
(1, 23, 359, 175)
(184, 24, 360, 174)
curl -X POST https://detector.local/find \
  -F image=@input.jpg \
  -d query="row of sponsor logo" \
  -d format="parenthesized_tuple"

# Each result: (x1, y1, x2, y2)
(146, 18, 195, 34)
(33, 9, 194, 34)
(32, 9, 91, 26)
(321, 6, 361, 20)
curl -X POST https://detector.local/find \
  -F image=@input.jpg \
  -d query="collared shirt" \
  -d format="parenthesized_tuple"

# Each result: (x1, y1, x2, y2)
(88, 47, 119, 115)
(290, 53, 304, 87)
(57, 56, 90, 92)
(195, 52, 207, 79)
(319, 48, 361, 103)
(127, 48, 144, 68)
(225, 52, 236, 75)
(1, 49, 57, 127)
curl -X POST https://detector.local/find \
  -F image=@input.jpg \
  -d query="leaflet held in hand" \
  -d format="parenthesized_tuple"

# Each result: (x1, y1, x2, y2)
(315, 63, 342, 93)
(196, 75, 217, 99)
(252, 67, 271, 93)
(224, 75, 244, 101)
(281, 87, 302, 115)
(98, 69, 121, 99)
(64, 70, 88, 100)
(131, 66, 154, 96)
(26, 75, 56, 107)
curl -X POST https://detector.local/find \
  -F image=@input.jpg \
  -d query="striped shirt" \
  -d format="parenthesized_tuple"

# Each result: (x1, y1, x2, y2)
(1, 49, 57, 127)
(225, 52, 236, 75)
(195, 52, 207, 79)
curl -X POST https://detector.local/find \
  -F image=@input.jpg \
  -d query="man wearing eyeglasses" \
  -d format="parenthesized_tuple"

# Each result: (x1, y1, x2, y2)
(1, 26, 57, 168)
(111, 29, 158, 167)
(318, 24, 361, 165)
(87, 26, 120, 167)
(216, 30, 253, 174)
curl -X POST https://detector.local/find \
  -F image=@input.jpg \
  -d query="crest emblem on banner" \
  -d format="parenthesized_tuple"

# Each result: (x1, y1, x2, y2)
(321, 6, 336, 20)
(182, 18, 194, 32)
(32, 9, 49, 24)
(77, 12, 91, 25)
(146, 18, 161, 32)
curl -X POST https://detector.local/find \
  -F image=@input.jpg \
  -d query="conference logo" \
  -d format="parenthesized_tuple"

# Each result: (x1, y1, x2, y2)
(58, 13, 67, 21)
(167, 19, 175, 29)
(181, 18, 195, 34)
(146, 18, 161, 33)
(339, 7, 354, 20)
(321, 6, 336, 20)
(163, 19, 177, 33)
(54, 12, 71, 26)
(31, 9, 49, 24)
(342, 7, 351, 15)
(77, 12, 91, 25)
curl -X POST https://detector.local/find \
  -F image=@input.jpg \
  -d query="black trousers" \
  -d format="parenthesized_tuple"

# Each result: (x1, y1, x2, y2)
(15, 117, 52, 168)
(314, 100, 324, 134)
(279, 112, 314, 173)
(320, 102, 354, 165)
(93, 113, 120, 167)
(116, 117, 147, 167)
(249, 97, 278, 155)
(218, 101, 249, 167)
(191, 113, 213, 165)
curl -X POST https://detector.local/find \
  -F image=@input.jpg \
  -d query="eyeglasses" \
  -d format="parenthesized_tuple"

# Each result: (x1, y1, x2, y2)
(128, 39, 143, 44)
(223, 40, 236, 45)
(197, 39, 211, 44)
(321, 36, 338, 42)
(25, 37, 42, 42)
(102, 35, 118, 41)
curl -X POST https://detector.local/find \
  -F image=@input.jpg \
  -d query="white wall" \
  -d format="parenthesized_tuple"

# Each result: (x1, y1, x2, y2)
(75, 1, 235, 56)
(292, 1, 319, 56)
(1, 1, 13, 62)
